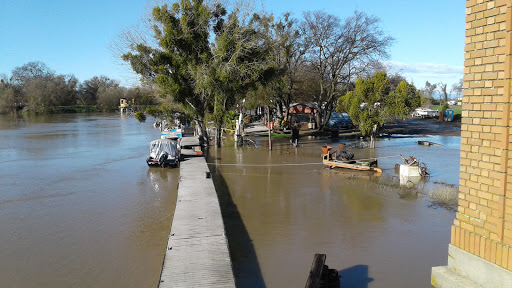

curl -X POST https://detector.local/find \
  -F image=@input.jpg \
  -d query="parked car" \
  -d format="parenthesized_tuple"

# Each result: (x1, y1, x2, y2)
(327, 112, 353, 129)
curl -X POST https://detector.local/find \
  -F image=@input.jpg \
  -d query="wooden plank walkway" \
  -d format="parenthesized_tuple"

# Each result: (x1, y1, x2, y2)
(158, 153, 235, 288)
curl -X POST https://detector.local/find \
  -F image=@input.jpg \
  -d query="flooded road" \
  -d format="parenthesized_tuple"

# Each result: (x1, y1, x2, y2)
(209, 134, 458, 288)
(0, 114, 178, 288)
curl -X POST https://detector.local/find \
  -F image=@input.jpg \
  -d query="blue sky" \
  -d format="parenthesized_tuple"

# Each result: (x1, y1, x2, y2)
(0, 0, 465, 90)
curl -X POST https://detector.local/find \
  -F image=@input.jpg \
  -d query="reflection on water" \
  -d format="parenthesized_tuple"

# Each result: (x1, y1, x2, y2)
(0, 113, 178, 288)
(209, 134, 458, 288)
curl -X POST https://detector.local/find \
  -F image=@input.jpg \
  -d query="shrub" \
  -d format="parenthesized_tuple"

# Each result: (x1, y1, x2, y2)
(427, 185, 458, 206)
(134, 112, 146, 122)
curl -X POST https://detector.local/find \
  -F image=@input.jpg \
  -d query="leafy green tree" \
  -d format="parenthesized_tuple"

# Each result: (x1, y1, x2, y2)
(124, 87, 157, 106)
(387, 80, 421, 118)
(122, 0, 224, 139)
(207, 11, 275, 146)
(134, 111, 146, 122)
(122, 0, 275, 146)
(337, 71, 419, 148)
(144, 102, 191, 125)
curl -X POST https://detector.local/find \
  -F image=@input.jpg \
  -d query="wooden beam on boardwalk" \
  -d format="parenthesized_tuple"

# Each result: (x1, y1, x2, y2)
(158, 151, 235, 288)
(305, 254, 326, 288)
(305, 254, 340, 288)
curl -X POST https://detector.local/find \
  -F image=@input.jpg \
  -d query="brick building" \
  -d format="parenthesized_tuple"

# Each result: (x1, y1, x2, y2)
(431, 1, 512, 287)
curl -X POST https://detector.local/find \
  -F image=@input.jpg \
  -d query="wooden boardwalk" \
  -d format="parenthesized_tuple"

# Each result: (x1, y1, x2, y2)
(159, 152, 235, 288)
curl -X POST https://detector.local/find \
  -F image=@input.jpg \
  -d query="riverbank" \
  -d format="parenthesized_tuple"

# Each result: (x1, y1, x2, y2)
(1, 104, 157, 114)
(246, 117, 461, 139)
(382, 118, 461, 136)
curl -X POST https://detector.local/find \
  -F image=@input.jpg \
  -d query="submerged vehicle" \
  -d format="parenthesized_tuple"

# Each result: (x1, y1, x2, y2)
(146, 139, 181, 167)
(326, 112, 353, 129)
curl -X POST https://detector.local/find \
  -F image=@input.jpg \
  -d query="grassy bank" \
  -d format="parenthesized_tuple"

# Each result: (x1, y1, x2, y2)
(430, 105, 462, 121)
(431, 105, 462, 115)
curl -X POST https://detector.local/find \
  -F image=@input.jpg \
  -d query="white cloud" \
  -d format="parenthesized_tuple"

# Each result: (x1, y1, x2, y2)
(385, 61, 463, 89)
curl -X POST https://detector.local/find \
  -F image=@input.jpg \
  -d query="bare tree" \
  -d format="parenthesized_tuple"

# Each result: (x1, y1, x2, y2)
(8, 62, 78, 112)
(263, 13, 308, 125)
(438, 82, 448, 106)
(423, 81, 437, 98)
(77, 76, 119, 105)
(11, 61, 54, 85)
(0, 75, 16, 113)
(451, 79, 463, 100)
(98, 86, 125, 111)
(301, 10, 393, 128)
(420, 81, 437, 106)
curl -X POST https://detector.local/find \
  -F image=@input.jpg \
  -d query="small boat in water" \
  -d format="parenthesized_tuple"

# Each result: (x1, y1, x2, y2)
(320, 145, 382, 175)
(161, 127, 182, 140)
(146, 139, 181, 167)
(158, 120, 183, 140)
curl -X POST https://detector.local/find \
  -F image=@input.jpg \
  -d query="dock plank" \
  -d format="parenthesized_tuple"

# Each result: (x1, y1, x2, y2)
(159, 154, 235, 288)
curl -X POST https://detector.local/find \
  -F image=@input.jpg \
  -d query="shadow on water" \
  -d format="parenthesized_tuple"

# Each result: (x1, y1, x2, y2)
(207, 153, 266, 288)
(339, 265, 374, 288)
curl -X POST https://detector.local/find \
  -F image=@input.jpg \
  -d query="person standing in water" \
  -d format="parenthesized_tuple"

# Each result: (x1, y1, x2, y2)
(291, 123, 300, 146)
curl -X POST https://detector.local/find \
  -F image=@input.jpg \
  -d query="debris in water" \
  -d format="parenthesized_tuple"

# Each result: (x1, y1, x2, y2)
(417, 141, 442, 146)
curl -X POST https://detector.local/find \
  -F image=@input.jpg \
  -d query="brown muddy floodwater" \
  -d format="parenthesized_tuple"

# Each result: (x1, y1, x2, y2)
(209, 134, 459, 288)
(1, 112, 458, 288)
(0, 113, 178, 288)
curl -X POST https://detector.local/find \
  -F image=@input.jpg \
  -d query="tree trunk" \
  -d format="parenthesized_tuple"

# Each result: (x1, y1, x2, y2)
(316, 112, 323, 130)
(194, 119, 208, 146)
(215, 123, 222, 148)
(194, 119, 205, 137)
(324, 110, 333, 128)
(370, 124, 378, 148)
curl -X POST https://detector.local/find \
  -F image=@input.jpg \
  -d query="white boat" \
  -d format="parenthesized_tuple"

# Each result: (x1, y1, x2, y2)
(412, 107, 439, 118)
(146, 139, 181, 167)
(161, 127, 182, 139)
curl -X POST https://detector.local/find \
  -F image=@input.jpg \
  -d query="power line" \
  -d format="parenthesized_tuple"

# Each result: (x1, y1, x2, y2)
(206, 154, 402, 167)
